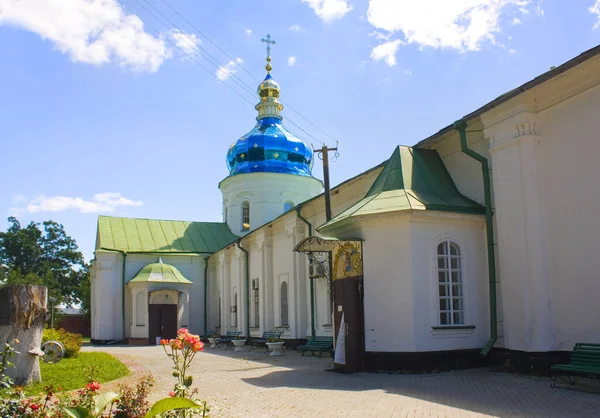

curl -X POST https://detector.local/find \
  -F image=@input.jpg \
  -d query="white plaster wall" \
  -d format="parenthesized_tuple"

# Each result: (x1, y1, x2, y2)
(539, 84, 600, 348)
(409, 214, 489, 351)
(359, 218, 415, 352)
(431, 127, 489, 206)
(482, 68, 600, 352)
(91, 252, 122, 341)
(220, 172, 322, 235)
(91, 252, 207, 341)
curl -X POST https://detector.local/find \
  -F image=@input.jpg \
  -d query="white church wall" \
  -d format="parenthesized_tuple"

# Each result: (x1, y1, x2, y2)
(430, 125, 489, 206)
(409, 213, 489, 352)
(220, 172, 322, 235)
(358, 216, 415, 352)
(538, 82, 600, 348)
(92, 252, 122, 341)
(482, 55, 600, 352)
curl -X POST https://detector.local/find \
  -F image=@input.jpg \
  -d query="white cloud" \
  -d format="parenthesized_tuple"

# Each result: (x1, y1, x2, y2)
(370, 39, 402, 66)
(0, 0, 174, 72)
(288, 56, 297, 66)
(367, 0, 535, 55)
(591, 1, 600, 29)
(23, 193, 143, 214)
(245, 29, 253, 36)
(167, 29, 200, 55)
(512, 17, 522, 25)
(289, 24, 304, 31)
(216, 58, 243, 81)
(302, 0, 353, 23)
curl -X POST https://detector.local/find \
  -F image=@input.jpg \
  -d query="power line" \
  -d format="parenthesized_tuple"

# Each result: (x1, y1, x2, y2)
(154, 0, 334, 145)
(134, 0, 257, 98)
(117, 0, 256, 107)
(122, 0, 332, 147)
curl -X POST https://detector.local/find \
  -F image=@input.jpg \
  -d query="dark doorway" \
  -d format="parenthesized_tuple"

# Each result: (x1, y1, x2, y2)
(333, 276, 365, 373)
(148, 304, 177, 345)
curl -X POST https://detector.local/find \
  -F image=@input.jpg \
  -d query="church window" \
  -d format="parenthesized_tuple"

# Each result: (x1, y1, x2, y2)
(283, 201, 294, 212)
(437, 241, 464, 326)
(280, 281, 289, 327)
(252, 279, 260, 327)
(242, 201, 250, 230)
(232, 292, 238, 327)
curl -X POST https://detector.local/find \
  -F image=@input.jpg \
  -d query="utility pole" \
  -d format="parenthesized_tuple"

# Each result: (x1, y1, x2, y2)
(314, 144, 338, 222)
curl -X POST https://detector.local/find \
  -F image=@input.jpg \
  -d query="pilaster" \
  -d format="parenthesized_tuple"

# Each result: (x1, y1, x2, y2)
(484, 111, 555, 351)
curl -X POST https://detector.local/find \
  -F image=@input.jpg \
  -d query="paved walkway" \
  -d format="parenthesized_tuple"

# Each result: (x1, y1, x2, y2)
(84, 345, 600, 418)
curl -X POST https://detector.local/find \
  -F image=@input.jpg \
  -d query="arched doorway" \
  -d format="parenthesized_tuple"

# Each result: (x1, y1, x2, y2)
(148, 290, 179, 344)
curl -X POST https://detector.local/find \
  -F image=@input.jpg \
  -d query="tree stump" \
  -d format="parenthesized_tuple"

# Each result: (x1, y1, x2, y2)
(0, 285, 48, 386)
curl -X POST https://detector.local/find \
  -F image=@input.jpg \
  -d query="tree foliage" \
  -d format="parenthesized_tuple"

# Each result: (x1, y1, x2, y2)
(0, 217, 89, 307)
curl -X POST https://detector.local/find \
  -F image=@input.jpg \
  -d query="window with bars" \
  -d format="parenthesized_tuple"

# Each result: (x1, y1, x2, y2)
(232, 292, 238, 327)
(437, 241, 464, 326)
(241, 201, 250, 230)
(252, 279, 259, 328)
(280, 281, 289, 326)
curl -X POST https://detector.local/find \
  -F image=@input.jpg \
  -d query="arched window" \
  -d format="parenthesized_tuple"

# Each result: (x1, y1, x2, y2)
(283, 201, 294, 212)
(241, 201, 250, 230)
(437, 241, 464, 325)
(280, 282, 289, 326)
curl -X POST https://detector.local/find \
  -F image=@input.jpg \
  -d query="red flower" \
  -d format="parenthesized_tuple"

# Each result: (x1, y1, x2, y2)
(86, 382, 101, 391)
(160, 339, 169, 346)
(169, 391, 176, 397)
(30, 404, 39, 410)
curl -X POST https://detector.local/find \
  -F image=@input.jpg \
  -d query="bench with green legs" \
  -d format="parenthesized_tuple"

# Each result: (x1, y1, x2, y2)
(550, 342, 600, 388)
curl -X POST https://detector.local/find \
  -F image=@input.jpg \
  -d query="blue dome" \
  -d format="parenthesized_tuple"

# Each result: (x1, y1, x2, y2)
(226, 117, 314, 176)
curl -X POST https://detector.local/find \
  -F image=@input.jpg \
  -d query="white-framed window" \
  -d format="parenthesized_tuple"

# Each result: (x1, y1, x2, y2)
(437, 240, 464, 326)
(241, 201, 250, 230)
(283, 201, 294, 212)
(280, 281, 289, 326)
(252, 279, 260, 327)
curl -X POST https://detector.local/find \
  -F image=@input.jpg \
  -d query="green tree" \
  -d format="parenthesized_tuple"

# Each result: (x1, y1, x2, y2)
(0, 217, 89, 307)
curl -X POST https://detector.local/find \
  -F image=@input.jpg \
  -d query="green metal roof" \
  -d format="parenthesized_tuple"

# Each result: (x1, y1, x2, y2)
(129, 258, 192, 284)
(319, 146, 484, 230)
(96, 216, 239, 253)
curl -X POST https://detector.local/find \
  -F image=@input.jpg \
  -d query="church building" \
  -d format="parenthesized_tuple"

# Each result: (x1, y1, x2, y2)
(91, 40, 600, 373)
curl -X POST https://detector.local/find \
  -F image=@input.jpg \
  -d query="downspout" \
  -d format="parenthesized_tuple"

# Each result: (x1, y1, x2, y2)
(454, 119, 497, 357)
(203, 256, 209, 336)
(235, 241, 250, 338)
(121, 251, 127, 342)
(296, 207, 316, 338)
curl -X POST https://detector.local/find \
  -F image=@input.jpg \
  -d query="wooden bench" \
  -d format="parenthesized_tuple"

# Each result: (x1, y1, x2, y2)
(298, 336, 334, 357)
(550, 342, 600, 388)
(214, 330, 241, 349)
(249, 331, 283, 351)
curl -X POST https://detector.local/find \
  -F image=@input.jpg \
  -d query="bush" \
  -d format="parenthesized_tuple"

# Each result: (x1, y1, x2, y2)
(42, 328, 82, 358)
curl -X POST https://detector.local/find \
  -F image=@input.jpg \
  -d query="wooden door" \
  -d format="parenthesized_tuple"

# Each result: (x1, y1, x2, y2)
(148, 304, 178, 344)
(333, 276, 364, 373)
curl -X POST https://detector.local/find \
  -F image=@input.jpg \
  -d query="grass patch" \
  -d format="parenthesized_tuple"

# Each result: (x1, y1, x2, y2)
(24, 352, 129, 395)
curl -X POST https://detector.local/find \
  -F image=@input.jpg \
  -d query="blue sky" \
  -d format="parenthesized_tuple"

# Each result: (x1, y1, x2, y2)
(1, 0, 600, 261)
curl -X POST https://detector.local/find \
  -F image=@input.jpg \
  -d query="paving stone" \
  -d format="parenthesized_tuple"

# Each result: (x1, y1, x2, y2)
(83, 346, 600, 418)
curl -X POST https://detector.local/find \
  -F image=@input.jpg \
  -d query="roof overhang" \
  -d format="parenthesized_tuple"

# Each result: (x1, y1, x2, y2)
(294, 236, 363, 253)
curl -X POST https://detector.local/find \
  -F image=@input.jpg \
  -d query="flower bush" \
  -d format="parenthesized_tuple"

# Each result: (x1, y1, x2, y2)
(0, 329, 209, 417)
(42, 328, 83, 358)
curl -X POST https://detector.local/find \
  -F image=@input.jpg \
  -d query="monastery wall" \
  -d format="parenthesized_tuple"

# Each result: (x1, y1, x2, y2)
(482, 54, 600, 352)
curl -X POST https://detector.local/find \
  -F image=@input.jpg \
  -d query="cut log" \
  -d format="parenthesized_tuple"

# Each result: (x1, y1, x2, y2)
(0, 285, 48, 386)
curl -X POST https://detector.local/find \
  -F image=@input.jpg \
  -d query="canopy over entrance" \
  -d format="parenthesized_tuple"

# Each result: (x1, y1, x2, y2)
(294, 236, 363, 253)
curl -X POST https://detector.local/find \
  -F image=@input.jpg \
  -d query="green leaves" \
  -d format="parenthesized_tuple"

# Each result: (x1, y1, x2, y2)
(62, 391, 119, 418)
(144, 397, 203, 418)
(93, 391, 120, 415)
(0, 217, 89, 306)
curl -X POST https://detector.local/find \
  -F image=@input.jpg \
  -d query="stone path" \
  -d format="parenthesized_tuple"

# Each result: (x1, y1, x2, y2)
(83, 345, 600, 417)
